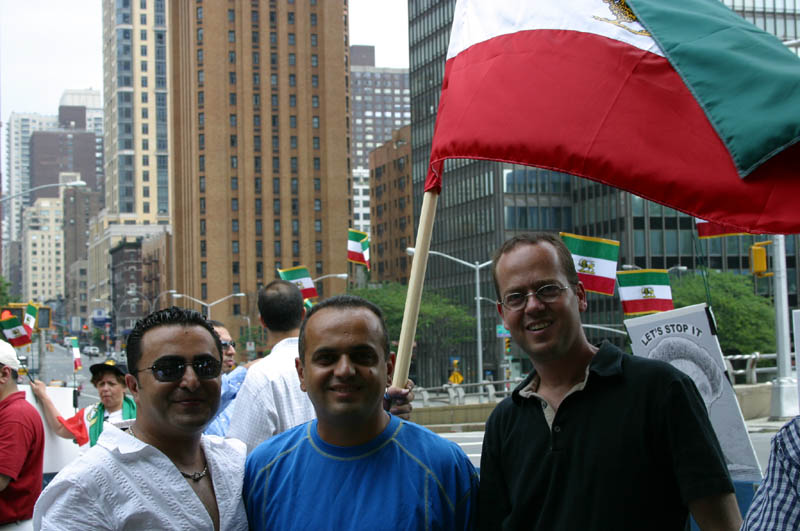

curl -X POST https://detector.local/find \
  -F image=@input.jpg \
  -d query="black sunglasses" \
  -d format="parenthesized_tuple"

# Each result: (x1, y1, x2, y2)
(221, 340, 236, 349)
(134, 355, 222, 382)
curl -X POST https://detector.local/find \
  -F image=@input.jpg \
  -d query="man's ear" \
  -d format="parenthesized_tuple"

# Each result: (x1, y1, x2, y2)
(125, 374, 139, 399)
(295, 357, 306, 392)
(386, 352, 396, 386)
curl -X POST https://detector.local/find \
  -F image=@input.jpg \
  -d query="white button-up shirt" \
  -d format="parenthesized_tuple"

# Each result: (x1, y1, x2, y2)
(34, 424, 248, 530)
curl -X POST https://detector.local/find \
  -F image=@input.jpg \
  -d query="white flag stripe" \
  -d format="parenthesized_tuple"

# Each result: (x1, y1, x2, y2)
(618, 284, 672, 301)
(571, 255, 617, 279)
(295, 277, 314, 290)
(348, 239, 365, 254)
(447, 0, 663, 60)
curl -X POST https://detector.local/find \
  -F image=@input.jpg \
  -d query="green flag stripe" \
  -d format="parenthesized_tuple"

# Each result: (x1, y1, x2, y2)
(629, 0, 800, 176)
(617, 271, 670, 287)
(562, 235, 619, 261)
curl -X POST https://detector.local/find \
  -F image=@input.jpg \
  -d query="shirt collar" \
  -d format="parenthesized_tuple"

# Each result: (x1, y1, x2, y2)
(512, 342, 623, 404)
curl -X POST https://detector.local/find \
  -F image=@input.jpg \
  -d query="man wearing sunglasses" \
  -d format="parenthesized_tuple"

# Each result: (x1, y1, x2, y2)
(35, 307, 248, 530)
(477, 232, 740, 530)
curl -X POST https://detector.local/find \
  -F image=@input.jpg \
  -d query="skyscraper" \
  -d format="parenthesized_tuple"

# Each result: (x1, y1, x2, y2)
(169, 0, 351, 324)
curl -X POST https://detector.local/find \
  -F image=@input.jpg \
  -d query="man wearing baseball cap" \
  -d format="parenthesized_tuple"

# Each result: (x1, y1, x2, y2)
(31, 359, 136, 447)
(0, 339, 44, 529)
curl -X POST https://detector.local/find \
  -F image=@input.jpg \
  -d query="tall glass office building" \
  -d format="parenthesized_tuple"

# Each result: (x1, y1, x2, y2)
(409, 0, 800, 387)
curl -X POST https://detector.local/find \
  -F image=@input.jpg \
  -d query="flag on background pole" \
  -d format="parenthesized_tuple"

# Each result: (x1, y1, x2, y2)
(425, 0, 800, 234)
(23, 303, 37, 335)
(617, 269, 674, 316)
(695, 218, 750, 239)
(71, 337, 82, 371)
(347, 229, 370, 270)
(278, 266, 318, 299)
(560, 233, 619, 295)
(1, 316, 31, 348)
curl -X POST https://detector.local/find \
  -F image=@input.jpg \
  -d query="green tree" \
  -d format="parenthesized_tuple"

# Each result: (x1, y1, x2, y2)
(671, 270, 775, 355)
(349, 283, 475, 349)
(0, 275, 12, 306)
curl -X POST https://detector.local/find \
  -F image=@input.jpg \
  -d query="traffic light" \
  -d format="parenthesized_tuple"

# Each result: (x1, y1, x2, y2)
(504, 338, 511, 353)
(749, 241, 773, 278)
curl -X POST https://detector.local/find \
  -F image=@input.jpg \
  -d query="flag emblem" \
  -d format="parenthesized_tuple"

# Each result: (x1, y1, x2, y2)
(577, 259, 596, 275)
(594, 0, 650, 36)
(641, 287, 655, 299)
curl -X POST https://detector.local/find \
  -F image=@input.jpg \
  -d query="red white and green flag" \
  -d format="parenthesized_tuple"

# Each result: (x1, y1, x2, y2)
(71, 337, 82, 371)
(695, 218, 750, 239)
(303, 299, 314, 312)
(1, 316, 31, 348)
(617, 269, 674, 316)
(560, 233, 619, 295)
(347, 229, 370, 270)
(425, 0, 800, 234)
(23, 303, 37, 335)
(278, 266, 318, 300)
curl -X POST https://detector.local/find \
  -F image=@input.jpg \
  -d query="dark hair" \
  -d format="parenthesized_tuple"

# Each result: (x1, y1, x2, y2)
(91, 369, 125, 387)
(126, 306, 222, 374)
(491, 232, 579, 298)
(207, 320, 226, 328)
(298, 295, 390, 362)
(257, 280, 304, 331)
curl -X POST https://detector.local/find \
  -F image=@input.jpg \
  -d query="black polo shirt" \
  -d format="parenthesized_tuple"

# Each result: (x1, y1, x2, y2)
(478, 342, 733, 530)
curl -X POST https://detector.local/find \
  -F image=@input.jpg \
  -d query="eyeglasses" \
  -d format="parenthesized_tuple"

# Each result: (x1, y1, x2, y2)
(134, 355, 222, 382)
(221, 340, 236, 350)
(500, 284, 570, 311)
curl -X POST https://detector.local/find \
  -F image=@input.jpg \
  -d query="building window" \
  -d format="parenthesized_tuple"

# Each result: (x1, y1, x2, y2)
(312, 95, 319, 108)
(230, 114, 237, 126)
(289, 74, 296, 87)
(289, 53, 296, 66)
(229, 72, 236, 84)
(311, 34, 317, 47)
(315, 219, 322, 232)
(310, 13, 317, 26)
(232, 219, 239, 232)
(311, 55, 318, 67)
(312, 116, 319, 128)
(311, 75, 318, 87)
(288, 12, 295, 24)
(228, 30, 236, 42)
(231, 156, 238, 168)
(313, 136, 320, 149)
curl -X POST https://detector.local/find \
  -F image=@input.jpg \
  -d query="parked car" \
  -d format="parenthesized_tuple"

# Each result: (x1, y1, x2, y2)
(82, 346, 100, 357)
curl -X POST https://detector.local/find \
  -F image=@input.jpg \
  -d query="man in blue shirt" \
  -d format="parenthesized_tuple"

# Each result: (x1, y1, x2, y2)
(243, 295, 477, 530)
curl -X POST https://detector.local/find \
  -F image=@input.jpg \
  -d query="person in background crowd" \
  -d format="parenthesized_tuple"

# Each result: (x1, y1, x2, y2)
(34, 307, 247, 530)
(31, 359, 135, 447)
(204, 320, 248, 436)
(243, 295, 477, 530)
(0, 340, 44, 530)
(742, 415, 800, 530)
(228, 280, 414, 453)
(478, 232, 741, 530)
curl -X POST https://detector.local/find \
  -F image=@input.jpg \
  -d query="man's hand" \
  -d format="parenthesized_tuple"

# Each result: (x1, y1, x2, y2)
(384, 379, 415, 420)
(30, 379, 48, 400)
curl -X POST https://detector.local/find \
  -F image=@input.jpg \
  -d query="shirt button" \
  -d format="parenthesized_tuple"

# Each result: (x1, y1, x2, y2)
(553, 426, 561, 433)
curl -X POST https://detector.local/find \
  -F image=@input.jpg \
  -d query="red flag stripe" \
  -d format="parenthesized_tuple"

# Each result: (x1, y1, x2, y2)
(621, 298, 675, 315)
(426, 30, 800, 234)
(578, 273, 616, 296)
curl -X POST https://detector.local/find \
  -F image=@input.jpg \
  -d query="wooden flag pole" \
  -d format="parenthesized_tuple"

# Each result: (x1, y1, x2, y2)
(392, 191, 439, 388)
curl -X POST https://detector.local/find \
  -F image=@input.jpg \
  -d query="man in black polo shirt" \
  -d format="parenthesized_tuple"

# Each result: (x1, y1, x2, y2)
(478, 232, 741, 530)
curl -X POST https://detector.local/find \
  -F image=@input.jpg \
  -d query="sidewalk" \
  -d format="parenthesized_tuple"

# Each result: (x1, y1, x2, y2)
(746, 416, 793, 433)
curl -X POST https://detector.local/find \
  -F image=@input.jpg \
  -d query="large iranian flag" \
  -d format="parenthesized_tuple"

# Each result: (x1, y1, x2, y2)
(617, 269, 674, 316)
(426, 0, 800, 234)
(347, 229, 370, 269)
(1, 316, 31, 348)
(278, 266, 318, 300)
(560, 233, 619, 295)
(71, 337, 82, 371)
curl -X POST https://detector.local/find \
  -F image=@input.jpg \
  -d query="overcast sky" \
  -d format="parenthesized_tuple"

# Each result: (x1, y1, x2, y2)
(0, 0, 409, 178)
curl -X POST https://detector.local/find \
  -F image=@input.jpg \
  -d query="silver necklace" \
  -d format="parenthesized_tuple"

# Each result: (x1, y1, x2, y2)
(128, 425, 209, 482)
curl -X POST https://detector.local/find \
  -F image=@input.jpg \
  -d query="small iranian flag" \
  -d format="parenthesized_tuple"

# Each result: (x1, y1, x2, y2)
(1, 316, 31, 347)
(347, 229, 370, 270)
(303, 299, 314, 312)
(278, 266, 318, 299)
(695, 218, 750, 239)
(23, 303, 38, 335)
(560, 233, 619, 295)
(71, 337, 82, 371)
(617, 269, 674, 316)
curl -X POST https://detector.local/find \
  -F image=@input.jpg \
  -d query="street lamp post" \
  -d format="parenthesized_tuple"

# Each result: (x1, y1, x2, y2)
(126, 288, 176, 314)
(0, 179, 87, 205)
(173, 292, 246, 320)
(407, 248, 492, 382)
(621, 264, 688, 273)
(313, 273, 348, 282)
